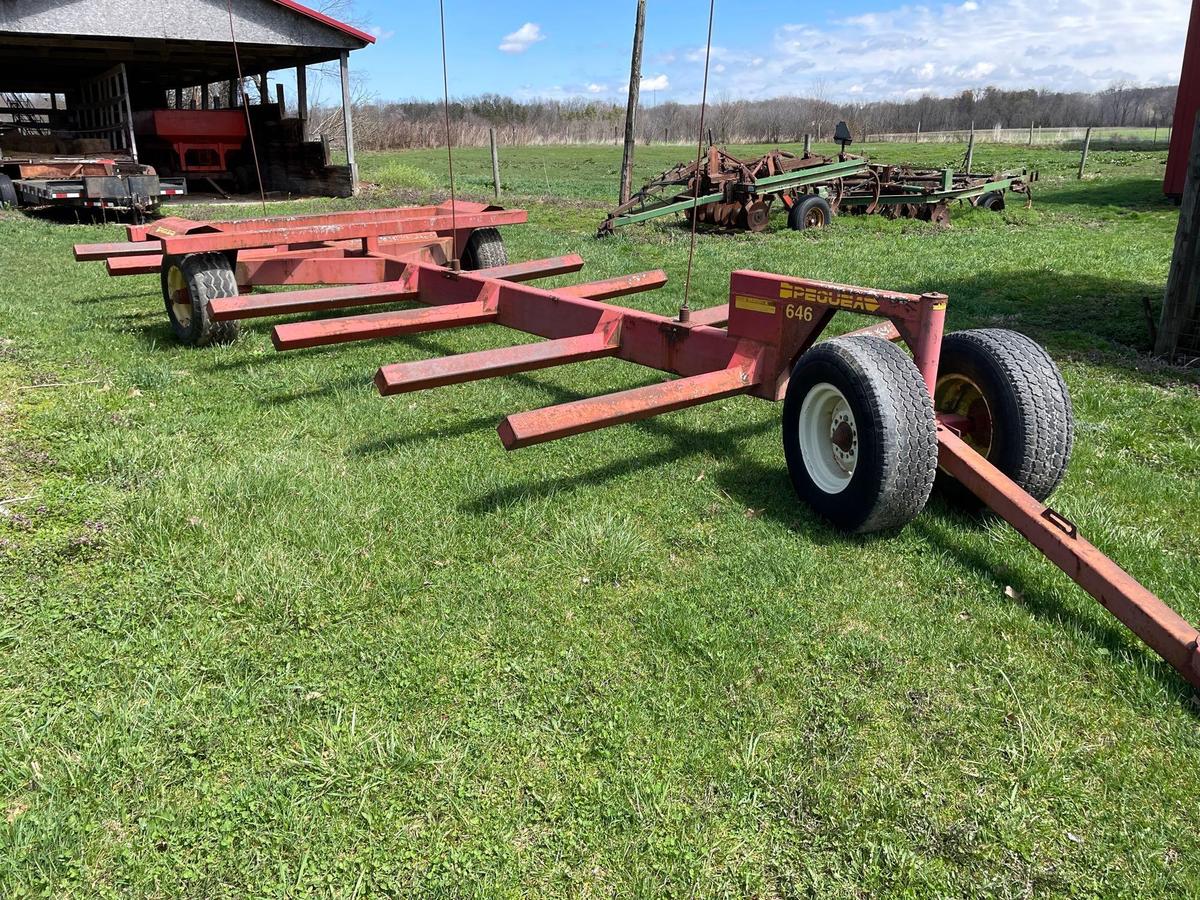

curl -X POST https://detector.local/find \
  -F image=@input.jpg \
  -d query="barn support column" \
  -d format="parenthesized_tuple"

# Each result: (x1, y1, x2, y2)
(296, 65, 309, 141)
(227, 79, 238, 109)
(339, 51, 358, 194)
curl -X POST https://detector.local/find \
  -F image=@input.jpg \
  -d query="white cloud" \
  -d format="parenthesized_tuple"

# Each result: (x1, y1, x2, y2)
(499, 23, 545, 54)
(641, 74, 670, 91)
(586, 83, 607, 94)
(717, 0, 1189, 101)
(368, 25, 394, 41)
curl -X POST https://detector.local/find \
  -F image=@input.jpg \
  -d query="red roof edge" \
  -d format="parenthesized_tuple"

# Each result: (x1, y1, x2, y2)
(269, 0, 377, 45)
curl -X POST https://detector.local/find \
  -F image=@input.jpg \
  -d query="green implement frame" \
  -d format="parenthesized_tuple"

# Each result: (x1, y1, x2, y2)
(599, 146, 1034, 236)
(599, 155, 870, 232)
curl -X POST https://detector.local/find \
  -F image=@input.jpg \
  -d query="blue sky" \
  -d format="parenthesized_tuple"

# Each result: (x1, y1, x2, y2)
(336, 0, 1190, 104)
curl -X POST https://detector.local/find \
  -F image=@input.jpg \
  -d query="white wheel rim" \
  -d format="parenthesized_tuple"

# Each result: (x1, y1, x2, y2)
(798, 382, 858, 494)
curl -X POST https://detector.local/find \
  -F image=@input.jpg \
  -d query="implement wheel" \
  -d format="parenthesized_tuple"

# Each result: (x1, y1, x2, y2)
(160, 253, 240, 347)
(783, 336, 938, 533)
(788, 195, 833, 231)
(934, 328, 1073, 507)
(461, 227, 508, 270)
(977, 191, 1006, 211)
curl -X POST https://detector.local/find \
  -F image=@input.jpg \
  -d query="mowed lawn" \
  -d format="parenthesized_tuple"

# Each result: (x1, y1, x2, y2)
(1, 141, 1199, 897)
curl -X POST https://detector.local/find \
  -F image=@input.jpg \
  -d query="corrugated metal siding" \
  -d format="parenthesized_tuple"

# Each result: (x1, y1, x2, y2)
(1166, 0, 1200, 198)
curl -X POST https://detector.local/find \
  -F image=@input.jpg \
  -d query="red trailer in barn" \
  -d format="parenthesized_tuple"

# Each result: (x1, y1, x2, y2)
(1166, 0, 1200, 200)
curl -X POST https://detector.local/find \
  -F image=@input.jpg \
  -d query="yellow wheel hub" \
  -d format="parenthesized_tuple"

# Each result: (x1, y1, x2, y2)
(935, 373, 993, 456)
(167, 264, 192, 327)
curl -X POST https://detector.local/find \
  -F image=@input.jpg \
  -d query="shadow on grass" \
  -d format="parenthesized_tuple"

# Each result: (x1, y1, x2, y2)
(1035, 177, 1172, 211)
(913, 500, 1200, 708)
(351, 413, 512, 456)
(921, 268, 1195, 386)
(718, 456, 1197, 705)
(461, 415, 778, 513)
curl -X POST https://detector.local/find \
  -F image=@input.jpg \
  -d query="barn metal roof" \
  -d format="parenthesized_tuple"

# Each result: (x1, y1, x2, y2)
(267, 0, 376, 46)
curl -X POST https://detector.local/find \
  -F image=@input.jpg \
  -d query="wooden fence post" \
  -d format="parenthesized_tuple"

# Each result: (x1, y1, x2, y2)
(803, 133, 812, 155)
(965, 126, 975, 173)
(1078, 127, 1092, 179)
(1157, 112, 1200, 358)
(489, 127, 501, 199)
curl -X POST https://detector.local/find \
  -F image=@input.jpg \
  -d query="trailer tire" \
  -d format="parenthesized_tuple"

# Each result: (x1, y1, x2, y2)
(161, 253, 240, 347)
(0, 175, 18, 209)
(934, 328, 1073, 507)
(788, 195, 833, 231)
(783, 336, 937, 533)
(977, 191, 1006, 211)
(461, 227, 508, 271)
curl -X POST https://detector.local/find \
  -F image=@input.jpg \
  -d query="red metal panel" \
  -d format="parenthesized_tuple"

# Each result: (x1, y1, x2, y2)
(498, 365, 758, 450)
(157, 210, 528, 256)
(74, 240, 160, 262)
(556, 270, 668, 300)
(937, 426, 1200, 690)
(1166, 0, 1200, 197)
(210, 281, 420, 321)
(107, 255, 163, 276)
(234, 256, 404, 288)
(472, 255, 585, 282)
(687, 305, 730, 327)
(272, 300, 496, 350)
(376, 331, 619, 396)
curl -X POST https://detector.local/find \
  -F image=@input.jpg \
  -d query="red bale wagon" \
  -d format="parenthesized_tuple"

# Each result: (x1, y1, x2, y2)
(73, 225, 1200, 696)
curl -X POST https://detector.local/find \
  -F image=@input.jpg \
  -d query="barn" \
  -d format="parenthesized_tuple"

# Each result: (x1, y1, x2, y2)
(0, 0, 374, 198)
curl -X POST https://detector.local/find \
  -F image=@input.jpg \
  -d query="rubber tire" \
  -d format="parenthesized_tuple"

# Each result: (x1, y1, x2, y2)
(934, 329, 1073, 506)
(460, 227, 508, 270)
(160, 253, 240, 347)
(783, 336, 938, 533)
(977, 190, 1005, 211)
(0, 174, 18, 208)
(788, 195, 833, 231)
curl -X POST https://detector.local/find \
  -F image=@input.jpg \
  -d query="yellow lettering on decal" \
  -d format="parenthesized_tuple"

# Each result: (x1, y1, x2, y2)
(777, 281, 881, 313)
(734, 294, 776, 314)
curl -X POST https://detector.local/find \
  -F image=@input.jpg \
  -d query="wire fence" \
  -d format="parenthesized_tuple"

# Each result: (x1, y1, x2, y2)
(867, 125, 1173, 146)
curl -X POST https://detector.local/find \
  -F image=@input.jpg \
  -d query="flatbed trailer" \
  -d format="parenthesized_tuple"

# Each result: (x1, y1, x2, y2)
(0, 156, 185, 211)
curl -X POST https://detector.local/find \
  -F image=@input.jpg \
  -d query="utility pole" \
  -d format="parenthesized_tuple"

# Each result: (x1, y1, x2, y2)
(618, 0, 647, 204)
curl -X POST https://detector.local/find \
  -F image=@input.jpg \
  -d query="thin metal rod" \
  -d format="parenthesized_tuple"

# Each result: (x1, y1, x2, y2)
(680, 0, 716, 320)
(438, 0, 458, 266)
(225, 0, 267, 216)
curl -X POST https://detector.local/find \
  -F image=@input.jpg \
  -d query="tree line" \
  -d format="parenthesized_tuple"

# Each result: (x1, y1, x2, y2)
(319, 82, 1178, 150)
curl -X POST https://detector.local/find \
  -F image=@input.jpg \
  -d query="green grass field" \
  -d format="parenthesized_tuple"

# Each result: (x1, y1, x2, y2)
(2, 141, 1199, 897)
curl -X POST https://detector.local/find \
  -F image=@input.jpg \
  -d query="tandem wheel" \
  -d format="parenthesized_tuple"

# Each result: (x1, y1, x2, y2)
(161, 252, 240, 347)
(933, 328, 1074, 508)
(460, 228, 508, 270)
(782, 336, 937, 533)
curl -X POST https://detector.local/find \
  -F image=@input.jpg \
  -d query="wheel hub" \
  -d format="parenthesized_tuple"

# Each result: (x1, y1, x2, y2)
(798, 382, 859, 493)
(166, 264, 192, 327)
(934, 373, 993, 456)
